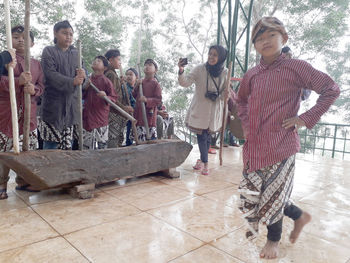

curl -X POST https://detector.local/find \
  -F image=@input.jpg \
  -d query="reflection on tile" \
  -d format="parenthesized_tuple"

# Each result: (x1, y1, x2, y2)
(14, 188, 73, 206)
(299, 189, 350, 216)
(170, 244, 243, 263)
(161, 171, 235, 195)
(0, 207, 58, 253)
(65, 213, 203, 263)
(278, 233, 350, 263)
(202, 187, 240, 208)
(107, 181, 195, 210)
(294, 203, 350, 248)
(290, 183, 321, 201)
(149, 196, 244, 242)
(0, 190, 28, 213)
(0, 237, 88, 263)
(97, 175, 154, 191)
(211, 227, 265, 263)
(214, 222, 348, 263)
(32, 192, 140, 235)
(209, 167, 242, 185)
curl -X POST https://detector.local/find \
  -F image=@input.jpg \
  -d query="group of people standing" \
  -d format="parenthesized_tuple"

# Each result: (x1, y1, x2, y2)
(0, 15, 341, 260)
(0, 20, 169, 198)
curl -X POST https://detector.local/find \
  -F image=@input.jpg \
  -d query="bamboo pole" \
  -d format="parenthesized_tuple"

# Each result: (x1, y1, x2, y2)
(219, 61, 232, 166)
(4, 0, 20, 154)
(137, 2, 150, 140)
(77, 40, 83, 150)
(89, 82, 139, 145)
(22, 0, 31, 152)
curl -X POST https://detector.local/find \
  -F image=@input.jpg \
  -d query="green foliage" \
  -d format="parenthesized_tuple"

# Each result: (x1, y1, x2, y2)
(76, 0, 124, 68)
(0, 0, 75, 51)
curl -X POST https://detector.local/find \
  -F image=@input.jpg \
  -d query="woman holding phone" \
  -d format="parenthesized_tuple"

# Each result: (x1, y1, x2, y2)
(178, 45, 228, 175)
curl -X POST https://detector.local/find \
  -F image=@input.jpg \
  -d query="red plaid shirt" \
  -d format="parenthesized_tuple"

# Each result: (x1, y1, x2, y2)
(237, 54, 340, 172)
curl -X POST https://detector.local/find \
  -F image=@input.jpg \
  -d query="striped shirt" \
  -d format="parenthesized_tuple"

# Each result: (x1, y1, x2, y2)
(237, 53, 340, 172)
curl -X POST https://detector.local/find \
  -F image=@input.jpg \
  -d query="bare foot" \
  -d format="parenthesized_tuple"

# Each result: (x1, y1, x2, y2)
(260, 240, 279, 259)
(290, 211, 312, 243)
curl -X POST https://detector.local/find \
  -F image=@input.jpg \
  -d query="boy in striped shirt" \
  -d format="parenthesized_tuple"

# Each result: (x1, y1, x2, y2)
(237, 17, 340, 259)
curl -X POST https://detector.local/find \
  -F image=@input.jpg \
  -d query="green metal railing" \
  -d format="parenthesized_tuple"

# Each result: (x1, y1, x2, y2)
(299, 122, 350, 160)
(181, 122, 350, 160)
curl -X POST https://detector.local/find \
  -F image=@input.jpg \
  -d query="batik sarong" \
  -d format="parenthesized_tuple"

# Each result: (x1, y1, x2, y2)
(83, 125, 109, 150)
(238, 155, 295, 238)
(133, 126, 157, 142)
(108, 111, 127, 147)
(38, 120, 74, 150)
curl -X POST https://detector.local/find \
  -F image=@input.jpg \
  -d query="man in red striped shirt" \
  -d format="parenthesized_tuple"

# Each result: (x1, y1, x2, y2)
(236, 17, 340, 259)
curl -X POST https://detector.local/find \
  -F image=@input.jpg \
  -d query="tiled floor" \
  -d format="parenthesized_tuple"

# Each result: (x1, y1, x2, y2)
(1, 146, 350, 262)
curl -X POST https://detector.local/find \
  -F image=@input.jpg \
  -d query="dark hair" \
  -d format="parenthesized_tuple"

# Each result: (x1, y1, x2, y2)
(144, 58, 158, 70)
(281, 46, 291, 53)
(104, 49, 121, 60)
(126, 67, 138, 77)
(53, 20, 73, 44)
(95, 56, 109, 67)
(11, 25, 34, 42)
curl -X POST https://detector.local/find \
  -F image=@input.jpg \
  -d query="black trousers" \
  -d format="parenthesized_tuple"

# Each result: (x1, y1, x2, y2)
(267, 204, 303, 242)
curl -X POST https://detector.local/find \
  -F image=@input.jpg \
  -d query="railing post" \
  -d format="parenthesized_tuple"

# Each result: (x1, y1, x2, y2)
(343, 130, 347, 160)
(332, 125, 338, 158)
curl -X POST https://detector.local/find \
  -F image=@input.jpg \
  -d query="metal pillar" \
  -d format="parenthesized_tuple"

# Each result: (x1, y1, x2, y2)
(217, 0, 254, 78)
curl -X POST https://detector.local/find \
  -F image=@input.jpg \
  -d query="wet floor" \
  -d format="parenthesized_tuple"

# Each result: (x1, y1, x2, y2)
(0, 146, 349, 262)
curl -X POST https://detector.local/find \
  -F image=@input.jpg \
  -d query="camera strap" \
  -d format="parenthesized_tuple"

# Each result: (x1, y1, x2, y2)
(206, 70, 222, 95)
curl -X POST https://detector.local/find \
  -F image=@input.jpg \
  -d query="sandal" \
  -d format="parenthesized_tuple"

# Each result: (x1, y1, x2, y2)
(208, 147, 216, 154)
(193, 159, 203, 170)
(15, 184, 40, 192)
(0, 188, 8, 200)
(201, 167, 209, 176)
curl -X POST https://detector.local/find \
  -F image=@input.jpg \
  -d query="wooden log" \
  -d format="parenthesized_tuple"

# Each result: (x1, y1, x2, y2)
(4, 0, 20, 154)
(0, 139, 192, 190)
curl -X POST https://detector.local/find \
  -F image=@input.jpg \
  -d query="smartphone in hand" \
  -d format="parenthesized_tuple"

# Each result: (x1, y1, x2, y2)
(180, 58, 188, 66)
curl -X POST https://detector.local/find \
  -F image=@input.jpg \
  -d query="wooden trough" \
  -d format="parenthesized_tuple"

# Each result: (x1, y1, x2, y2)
(0, 139, 192, 198)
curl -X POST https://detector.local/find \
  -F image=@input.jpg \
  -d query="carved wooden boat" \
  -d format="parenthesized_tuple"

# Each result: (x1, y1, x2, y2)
(0, 139, 192, 190)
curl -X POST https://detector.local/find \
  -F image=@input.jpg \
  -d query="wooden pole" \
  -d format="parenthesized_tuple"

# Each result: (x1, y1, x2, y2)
(4, 0, 20, 154)
(89, 82, 139, 145)
(22, 0, 31, 152)
(77, 40, 83, 150)
(219, 62, 232, 166)
(137, 2, 150, 140)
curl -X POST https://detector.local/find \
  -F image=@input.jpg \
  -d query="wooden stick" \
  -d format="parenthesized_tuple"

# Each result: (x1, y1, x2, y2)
(137, 3, 150, 140)
(89, 82, 140, 145)
(77, 40, 83, 150)
(22, 0, 31, 152)
(4, 0, 20, 154)
(219, 62, 232, 166)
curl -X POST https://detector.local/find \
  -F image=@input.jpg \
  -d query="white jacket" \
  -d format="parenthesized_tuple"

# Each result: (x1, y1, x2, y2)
(178, 63, 228, 133)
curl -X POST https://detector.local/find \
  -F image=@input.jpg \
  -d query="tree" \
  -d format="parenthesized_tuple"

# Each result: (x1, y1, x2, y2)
(76, 0, 125, 68)
(0, 0, 75, 54)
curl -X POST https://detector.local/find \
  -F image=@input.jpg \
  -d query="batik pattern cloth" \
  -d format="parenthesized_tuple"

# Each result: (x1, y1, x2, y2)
(83, 125, 108, 150)
(38, 120, 75, 150)
(238, 154, 295, 238)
